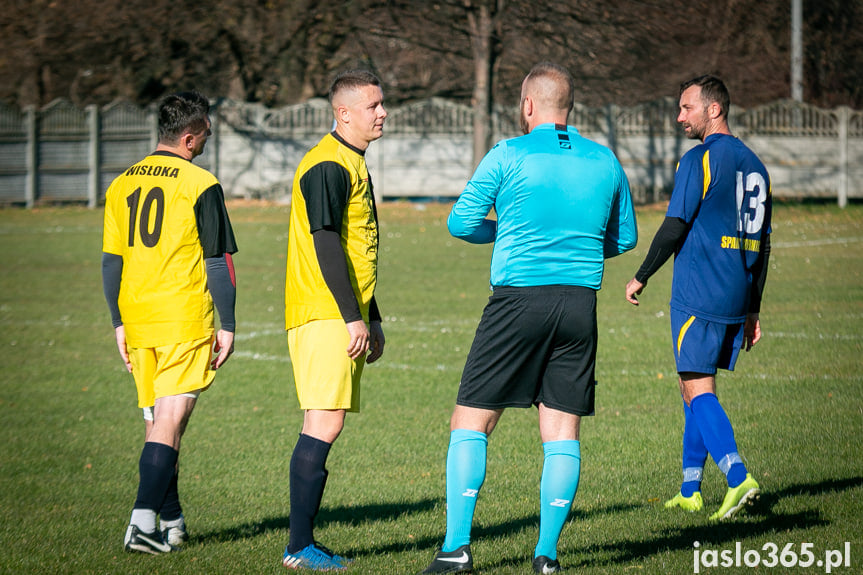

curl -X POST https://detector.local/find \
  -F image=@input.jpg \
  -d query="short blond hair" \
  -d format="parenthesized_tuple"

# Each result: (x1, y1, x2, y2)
(523, 62, 574, 113)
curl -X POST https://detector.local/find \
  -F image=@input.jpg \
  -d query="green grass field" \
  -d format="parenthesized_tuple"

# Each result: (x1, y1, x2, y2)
(0, 201, 861, 574)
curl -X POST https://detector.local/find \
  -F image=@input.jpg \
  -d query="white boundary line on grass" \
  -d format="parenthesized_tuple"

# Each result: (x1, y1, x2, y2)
(737, 372, 863, 382)
(232, 350, 291, 362)
(773, 236, 863, 248)
(232, 350, 461, 372)
(768, 331, 863, 341)
(234, 328, 285, 342)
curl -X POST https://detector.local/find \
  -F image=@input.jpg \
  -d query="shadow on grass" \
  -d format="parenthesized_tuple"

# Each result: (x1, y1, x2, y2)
(465, 476, 863, 573)
(194, 497, 440, 546)
(562, 476, 863, 571)
(192, 476, 861, 569)
(348, 499, 650, 561)
(191, 496, 643, 558)
(563, 510, 828, 571)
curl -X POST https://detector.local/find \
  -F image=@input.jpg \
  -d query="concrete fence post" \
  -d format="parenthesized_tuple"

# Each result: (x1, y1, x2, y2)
(87, 104, 99, 208)
(210, 101, 219, 179)
(838, 106, 849, 209)
(25, 106, 37, 208)
(150, 107, 159, 152)
(606, 103, 618, 155)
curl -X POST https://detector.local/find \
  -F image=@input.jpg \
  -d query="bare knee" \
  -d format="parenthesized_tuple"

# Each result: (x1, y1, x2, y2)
(679, 373, 716, 406)
(302, 409, 346, 444)
(450, 405, 502, 436)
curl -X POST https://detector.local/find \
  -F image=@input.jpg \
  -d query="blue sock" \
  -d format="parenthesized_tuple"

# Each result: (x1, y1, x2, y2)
(442, 429, 487, 552)
(680, 400, 707, 497)
(535, 440, 580, 561)
(690, 393, 748, 488)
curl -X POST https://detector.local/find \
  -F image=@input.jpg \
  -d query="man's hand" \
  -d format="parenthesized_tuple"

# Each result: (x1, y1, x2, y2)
(367, 320, 385, 364)
(211, 329, 235, 369)
(345, 319, 370, 360)
(743, 313, 761, 351)
(114, 325, 132, 373)
(625, 278, 645, 306)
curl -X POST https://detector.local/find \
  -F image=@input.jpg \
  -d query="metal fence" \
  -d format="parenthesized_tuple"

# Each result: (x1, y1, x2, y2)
(1, 97, 861, 207)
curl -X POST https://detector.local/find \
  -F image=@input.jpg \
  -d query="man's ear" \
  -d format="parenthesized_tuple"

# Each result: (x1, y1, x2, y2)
(523, 96, 534, 118)
(337, 105, 350, 124)
(181, 131, 196, 150)
(707, 101, 722, 120)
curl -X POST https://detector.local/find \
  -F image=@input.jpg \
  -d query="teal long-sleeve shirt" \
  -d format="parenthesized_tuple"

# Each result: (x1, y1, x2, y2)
(448, 123, 638, 289)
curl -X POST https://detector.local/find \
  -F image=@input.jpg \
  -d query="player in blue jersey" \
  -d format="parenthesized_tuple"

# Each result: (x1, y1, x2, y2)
(420, 62, 637, 575)
(625, 75, 771, 521)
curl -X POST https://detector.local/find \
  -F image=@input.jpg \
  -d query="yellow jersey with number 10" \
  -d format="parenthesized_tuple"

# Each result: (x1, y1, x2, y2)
(103, 152, 230, 348)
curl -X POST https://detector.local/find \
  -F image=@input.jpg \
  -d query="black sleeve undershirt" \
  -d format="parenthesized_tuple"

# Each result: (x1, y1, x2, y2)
(303, 160, 381, 324)
(301, 162, 351, 234)
(313, 229, 363, 323)
(748, 234, 771, 314)
(635, 216, 689, 284)
(102, 252, 123, 328)
(302, 161, 371, 323)
(194, 184, 238, 330)
(206, 255, 237, 332)
(195, 183, 238, 258)
(368, 295, 381, 323)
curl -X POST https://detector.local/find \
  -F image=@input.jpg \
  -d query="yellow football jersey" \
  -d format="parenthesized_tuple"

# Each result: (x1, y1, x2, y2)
(103, 151, 236, 347)
(285, 132, 379, 330)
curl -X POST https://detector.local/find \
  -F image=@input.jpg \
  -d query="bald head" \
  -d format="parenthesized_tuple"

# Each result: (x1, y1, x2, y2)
(519, 62, 574, 134)
(523, 63, 574, 113)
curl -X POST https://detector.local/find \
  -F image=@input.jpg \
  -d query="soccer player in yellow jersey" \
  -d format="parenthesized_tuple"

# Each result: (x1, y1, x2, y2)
(102, 91, 238, 554)
(281, 70, 386, 571)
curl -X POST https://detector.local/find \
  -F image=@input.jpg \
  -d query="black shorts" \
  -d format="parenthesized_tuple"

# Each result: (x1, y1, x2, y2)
(456, 285, 597, 416)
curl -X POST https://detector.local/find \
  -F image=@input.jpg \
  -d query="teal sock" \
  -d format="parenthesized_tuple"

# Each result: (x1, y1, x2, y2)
(442, 429, 487, 552)
(534, 440, 580, 561)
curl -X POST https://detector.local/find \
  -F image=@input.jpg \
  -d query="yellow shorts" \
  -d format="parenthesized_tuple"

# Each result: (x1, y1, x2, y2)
(287, 319, 365, 412)
(129, 335, 215, 408)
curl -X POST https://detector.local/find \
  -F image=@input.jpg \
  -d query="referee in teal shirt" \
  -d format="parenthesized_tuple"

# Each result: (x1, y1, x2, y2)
(420, 62, 637, 575)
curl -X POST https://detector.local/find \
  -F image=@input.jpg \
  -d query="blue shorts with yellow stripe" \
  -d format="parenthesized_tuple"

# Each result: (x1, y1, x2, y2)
(670, 308, 744, 375)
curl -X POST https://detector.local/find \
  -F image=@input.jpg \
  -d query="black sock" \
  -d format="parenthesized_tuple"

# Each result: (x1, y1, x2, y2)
(159, 467, 183, 522)
(134, 442, 179, 515)
(288, 434, 332, 553)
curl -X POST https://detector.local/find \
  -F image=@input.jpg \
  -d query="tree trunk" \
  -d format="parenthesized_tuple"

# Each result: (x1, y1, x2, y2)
(467, 1, 496, 170)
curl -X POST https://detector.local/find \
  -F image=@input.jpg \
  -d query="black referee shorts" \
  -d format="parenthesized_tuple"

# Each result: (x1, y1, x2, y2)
(456, 285, 597, 416)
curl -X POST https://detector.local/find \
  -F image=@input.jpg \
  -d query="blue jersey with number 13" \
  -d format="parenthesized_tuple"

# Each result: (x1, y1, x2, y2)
(667, 133, 772, 323)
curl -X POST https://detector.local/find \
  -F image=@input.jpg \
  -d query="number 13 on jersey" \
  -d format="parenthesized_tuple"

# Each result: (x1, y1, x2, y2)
(736, 171, 767, 235)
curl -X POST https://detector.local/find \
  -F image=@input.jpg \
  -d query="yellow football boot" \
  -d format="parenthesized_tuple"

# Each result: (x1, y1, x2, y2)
(709, 474, 760, 521)
(664, 491, 704, 512)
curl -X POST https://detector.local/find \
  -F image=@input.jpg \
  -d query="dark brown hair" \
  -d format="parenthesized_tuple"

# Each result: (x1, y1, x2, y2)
(680, 75, 730, 118)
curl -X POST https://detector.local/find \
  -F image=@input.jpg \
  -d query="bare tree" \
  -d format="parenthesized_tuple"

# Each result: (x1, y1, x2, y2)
(803, 0, 863, 107)
(465, 0, 506, 167)
(209, 0, 365, 105)
(1, 0, 862, 114)
(360, 0, 508, 167)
